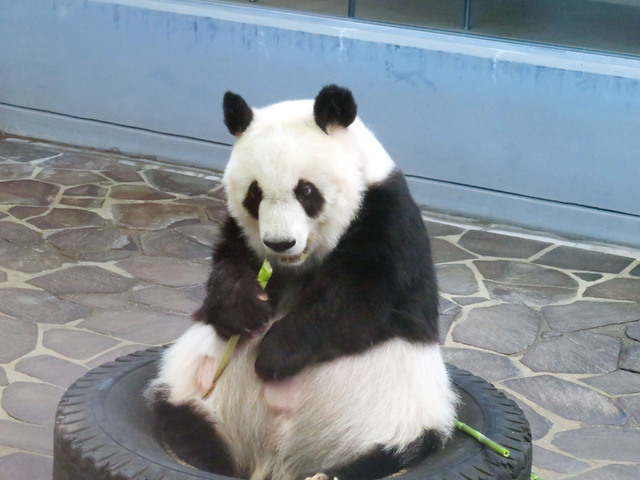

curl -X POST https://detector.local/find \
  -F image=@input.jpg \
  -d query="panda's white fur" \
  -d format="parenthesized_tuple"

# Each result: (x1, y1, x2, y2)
(152, 323, 455, 480)
(148, 86, 457, 480)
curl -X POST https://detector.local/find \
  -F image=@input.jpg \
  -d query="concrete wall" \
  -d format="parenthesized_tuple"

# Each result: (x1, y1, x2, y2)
(1, 0, 639, 246)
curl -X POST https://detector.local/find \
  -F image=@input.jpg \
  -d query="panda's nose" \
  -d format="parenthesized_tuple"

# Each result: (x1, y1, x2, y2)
(263, 239, 296, 253)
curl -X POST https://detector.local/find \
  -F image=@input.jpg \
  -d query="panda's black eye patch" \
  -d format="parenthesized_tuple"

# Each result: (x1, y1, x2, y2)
(243, 180, 262, 219)
(294, 179, 324, 218)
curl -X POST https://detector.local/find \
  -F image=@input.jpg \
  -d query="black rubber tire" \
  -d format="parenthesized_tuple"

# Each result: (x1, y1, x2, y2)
(53, 347, 532, 480)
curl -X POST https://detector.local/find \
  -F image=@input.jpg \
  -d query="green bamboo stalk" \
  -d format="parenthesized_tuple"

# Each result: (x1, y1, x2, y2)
(203, 259, 272, 400)
(454, 420, 510, 458)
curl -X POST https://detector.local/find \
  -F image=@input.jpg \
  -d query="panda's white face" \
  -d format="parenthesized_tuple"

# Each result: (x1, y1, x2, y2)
(224, 100, 366, 269)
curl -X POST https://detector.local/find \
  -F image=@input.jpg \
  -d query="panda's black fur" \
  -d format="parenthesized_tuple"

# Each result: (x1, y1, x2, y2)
(148, 85, 456, 480)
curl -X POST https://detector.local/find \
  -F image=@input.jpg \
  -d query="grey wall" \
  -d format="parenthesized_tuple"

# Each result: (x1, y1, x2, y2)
(1, 0, 639, 246)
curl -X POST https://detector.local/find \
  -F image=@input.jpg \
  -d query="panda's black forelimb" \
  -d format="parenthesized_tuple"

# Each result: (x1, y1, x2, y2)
(255, 169, 440, 381)
(193, 216, 272, 340)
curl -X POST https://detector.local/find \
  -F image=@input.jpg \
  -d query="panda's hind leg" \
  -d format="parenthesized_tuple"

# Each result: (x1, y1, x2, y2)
(314, 430, 445, 480)
(151, 390, 237, 476)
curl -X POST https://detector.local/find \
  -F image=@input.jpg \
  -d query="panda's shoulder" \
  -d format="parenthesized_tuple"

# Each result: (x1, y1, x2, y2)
(360, 169, 423, 225)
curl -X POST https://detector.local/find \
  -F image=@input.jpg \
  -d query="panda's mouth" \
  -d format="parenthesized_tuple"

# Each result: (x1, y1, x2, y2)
(278, 244, 310, 265)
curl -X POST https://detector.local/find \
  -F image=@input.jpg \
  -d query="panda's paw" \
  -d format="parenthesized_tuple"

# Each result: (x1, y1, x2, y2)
(255, 322, 309, 381)
(195, 275, 272, 339)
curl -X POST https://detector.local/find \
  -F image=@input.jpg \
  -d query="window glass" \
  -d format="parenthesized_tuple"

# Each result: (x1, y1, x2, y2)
(219, 0, 640, 57)
(354, 0, 465, 32)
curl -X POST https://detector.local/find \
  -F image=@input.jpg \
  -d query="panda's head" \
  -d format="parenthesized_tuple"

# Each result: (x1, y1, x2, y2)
(222, 85, 394, 270)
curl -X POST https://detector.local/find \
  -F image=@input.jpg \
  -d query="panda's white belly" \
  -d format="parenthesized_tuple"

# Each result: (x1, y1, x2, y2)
(152, 323, 456, 480)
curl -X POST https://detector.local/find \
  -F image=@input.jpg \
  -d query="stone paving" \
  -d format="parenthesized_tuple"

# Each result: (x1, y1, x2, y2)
(0, 135, 639, 480)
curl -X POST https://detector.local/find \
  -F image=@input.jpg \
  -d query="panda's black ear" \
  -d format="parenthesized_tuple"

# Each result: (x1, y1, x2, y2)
(313, 84, 357, 134)
(223, 91, 253, 137)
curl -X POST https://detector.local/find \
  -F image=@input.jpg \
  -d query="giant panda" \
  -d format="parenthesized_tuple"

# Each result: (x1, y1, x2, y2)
(147, 85, 457, 480)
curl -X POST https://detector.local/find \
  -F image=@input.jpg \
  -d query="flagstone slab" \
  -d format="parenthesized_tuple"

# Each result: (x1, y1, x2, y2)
(0, 270, 6, 283)
(112, 203, 202, 230)
(175, 223, 220, 247)
(503, 375, 626, 425)
(0, 420, 53, 455)
(109, 184, 175, 200)
(423, 221, 465, 237)
(59, 197, 105, 208)
(552, 427, 640, 462)
(542, 301, 640, 332)
(0, 141, 59, 162)
(451, 296, 487, 306)
(0, 241, 67, 273)
(477, 260, 579, 306)
(582, 369, 640, 395)
(36, 168, 108, 185)
(47, 226, 136, 261)
(7, 206, 48, 219)
(0, 288, 90, 324)
(442, 347, 521, 382)
(207, 186, 226, 200)
(0, 179, 60, 206)
(176, 197, 226, 209)
(1, 381, 64, 425)
(522, 331, 620, 374)
(27, 207, 106, 230)
(435, 264, 479, 296)
(0, 367, 7, 386)
(128, 285, 201, 314)
(439, 297, 461, 316)
(475, 260, 577, 288)
(626, 322, 640, 341)
(566, 465, 640, 480)
(0, 164, 35, 179)
(438, 314, 454, 343)
(15, 355, 88, 388)
(452, 304, 541, 354)
(63, 184, 107, 197)
(507, 396, 552, 441)
(484, 281, 578, 307)
(29, 265, 136, 295)
(43, 328, 120, 360)
(620, 344, 640, 373)
(0, 221, 43, 245)
(534, 246, 635, 274)
(0, 452, 52, 480)
(573, 272, 604, 282)
(80, 309, 192, 344)
(431, 238, 478, 264)
(41, 152, 116, 170)
(458, 230, 550, 258)
(619, 395, 640, 423)
(630, 264, 640, 277)
(85, 344, 151, 368)
(205, 204, 228, 223)
(101, 164, 144, 183)
(531, 446, 589, 475)
(0, 315, 38, 363)
(140, 230, 211, 260)
(64, 292, 131, 309)
(117, 256, 209, 286)
(145, 169, 218, 196)
(584, 278, 640, 302)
